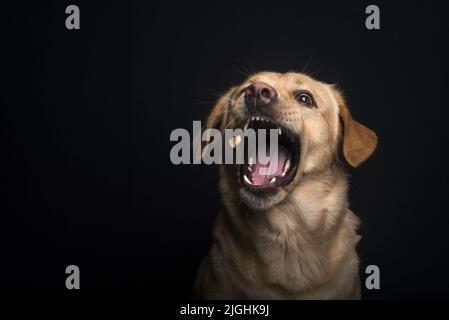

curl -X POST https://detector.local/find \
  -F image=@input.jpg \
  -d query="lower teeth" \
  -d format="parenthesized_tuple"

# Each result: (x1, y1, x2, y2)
(282, 159, 291, 176)
(243, 174, 253, 185)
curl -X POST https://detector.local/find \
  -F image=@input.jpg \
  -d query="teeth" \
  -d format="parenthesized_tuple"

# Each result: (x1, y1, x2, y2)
(244, 121, 249, 130)
(234, 135, 241, 146)
(256, 116, 260, 121)
(278, 128, 282, 135)
(228, 135, 241, 148)
(244, 174, 253, 185)
(269, 177, 276, 183)
(229, 136, 235, 148)
(281, 161, 289, 177)
(248, 165, 252, 172)
(283, 159, 291, 174)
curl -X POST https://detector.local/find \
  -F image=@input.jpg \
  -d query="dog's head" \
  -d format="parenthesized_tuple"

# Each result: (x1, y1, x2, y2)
(203, 72, 377, 210)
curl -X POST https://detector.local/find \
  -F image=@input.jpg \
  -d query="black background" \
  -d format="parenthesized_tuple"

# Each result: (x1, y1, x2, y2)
(1, 0, 448, 299)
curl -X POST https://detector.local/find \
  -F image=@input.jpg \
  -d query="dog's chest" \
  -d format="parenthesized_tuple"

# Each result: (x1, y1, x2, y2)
(251, 228, 328, 293)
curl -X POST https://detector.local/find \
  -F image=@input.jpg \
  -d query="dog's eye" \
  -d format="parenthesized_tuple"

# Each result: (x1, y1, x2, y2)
(295, 91, 314, 107)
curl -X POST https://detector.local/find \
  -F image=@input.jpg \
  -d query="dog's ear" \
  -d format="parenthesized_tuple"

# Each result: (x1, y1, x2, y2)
(203, 88, 236, 134)
(333, 87, 378, 167)
(197, 87, 236, 159)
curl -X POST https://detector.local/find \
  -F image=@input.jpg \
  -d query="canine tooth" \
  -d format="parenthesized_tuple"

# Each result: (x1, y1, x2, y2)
(269, 177, 276, 183)
(244, 174, 253, 185)
(278, 128, 282, 135)
(281, 162, 289, 176)
(284, 159, 291, 172)
(229, 135, 242, 148)
(248, 165, 252, 172)
(244, 121, 249, 130)
(235, 134, 241, 146)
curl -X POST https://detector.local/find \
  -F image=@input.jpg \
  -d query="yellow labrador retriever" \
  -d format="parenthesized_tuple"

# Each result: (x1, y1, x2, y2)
(193, 72, 377, 299)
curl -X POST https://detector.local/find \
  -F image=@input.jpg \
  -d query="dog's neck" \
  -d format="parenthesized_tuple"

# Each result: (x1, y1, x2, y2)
(217, 165, 361, 296)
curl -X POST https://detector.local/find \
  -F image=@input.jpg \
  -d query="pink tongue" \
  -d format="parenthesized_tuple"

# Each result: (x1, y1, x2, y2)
(250, 146, 288, 186)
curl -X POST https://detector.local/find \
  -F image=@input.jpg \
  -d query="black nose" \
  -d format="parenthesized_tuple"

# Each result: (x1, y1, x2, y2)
(244, 82, 278, 109)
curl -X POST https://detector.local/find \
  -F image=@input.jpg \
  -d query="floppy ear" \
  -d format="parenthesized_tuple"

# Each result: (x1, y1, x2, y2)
(198, 87, 236, 158)
(333, 88, 378, 167)
(203, 88, 235, 134)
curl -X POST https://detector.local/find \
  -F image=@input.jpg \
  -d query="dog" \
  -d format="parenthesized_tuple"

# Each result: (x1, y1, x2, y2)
(192, 71, 377, 299)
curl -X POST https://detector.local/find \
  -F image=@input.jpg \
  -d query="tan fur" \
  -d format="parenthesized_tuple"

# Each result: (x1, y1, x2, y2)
(193, 72, 377, 299)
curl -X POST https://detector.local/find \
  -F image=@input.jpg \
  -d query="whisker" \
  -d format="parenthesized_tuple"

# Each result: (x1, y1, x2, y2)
(233, 69, 250, 78)
(238, 59, 253, 78)
(224, 115, 239, 128)
(194, 101, 222, 105)
(246, 60, 256, 74)
(301, 49, 314, 73)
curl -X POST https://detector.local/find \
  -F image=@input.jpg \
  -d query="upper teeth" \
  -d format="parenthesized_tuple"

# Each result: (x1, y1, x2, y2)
(269, 177, 276, 183)
(229, 134, 242, 148)
(248, 116, 284, 136)
(250, 115, 270, 122)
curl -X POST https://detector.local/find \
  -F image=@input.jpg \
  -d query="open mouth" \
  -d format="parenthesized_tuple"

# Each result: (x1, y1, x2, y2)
(238, 114, 300, 192)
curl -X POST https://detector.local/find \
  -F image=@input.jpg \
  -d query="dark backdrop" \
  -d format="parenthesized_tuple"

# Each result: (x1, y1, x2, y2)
(2, 0, 448, 299)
